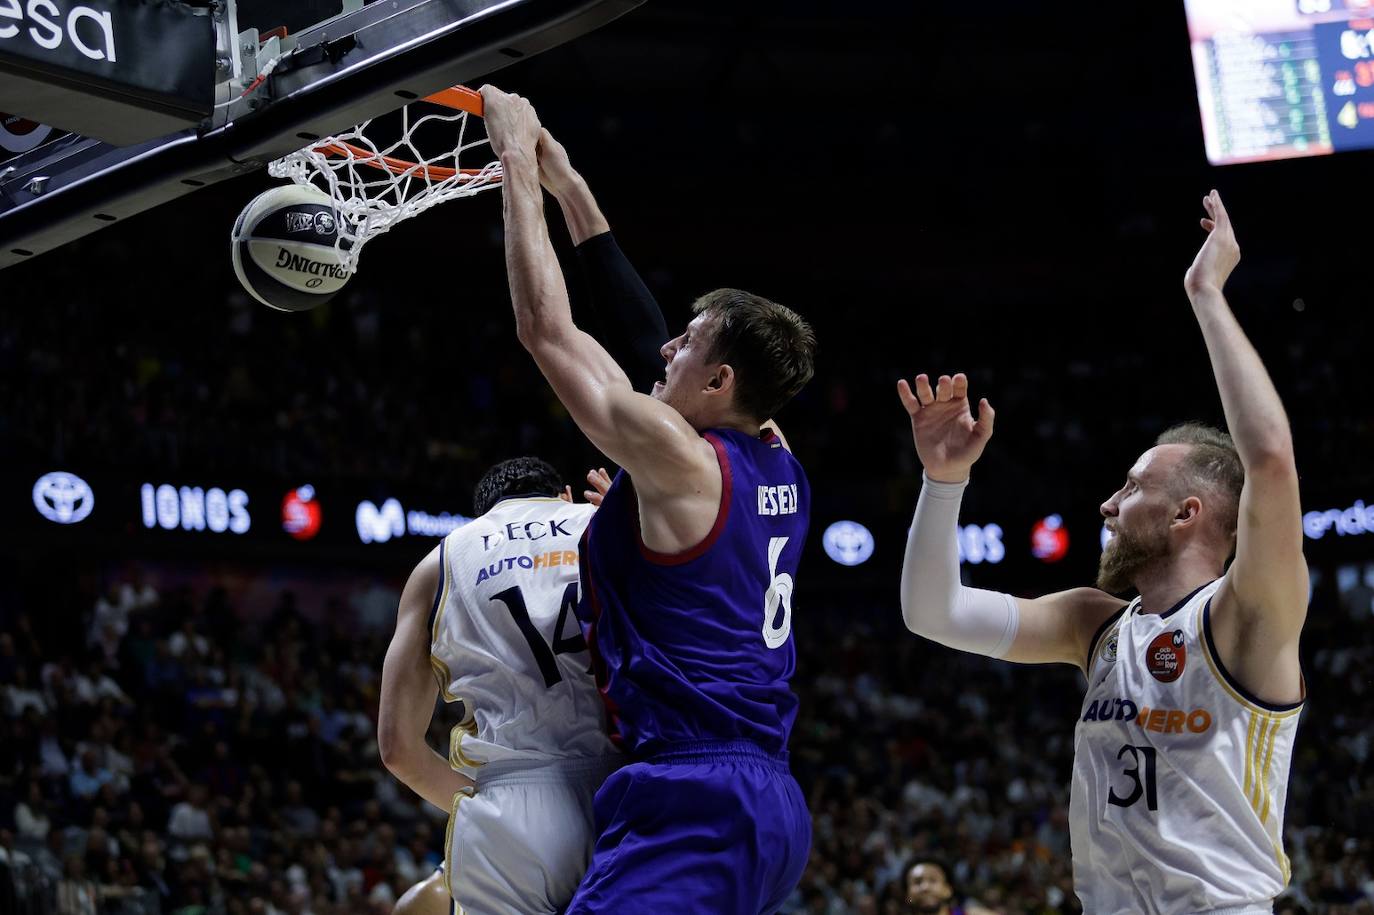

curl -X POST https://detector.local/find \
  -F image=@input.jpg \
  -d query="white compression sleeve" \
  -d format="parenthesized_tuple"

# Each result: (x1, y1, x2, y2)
(899, 474, 1020, 659)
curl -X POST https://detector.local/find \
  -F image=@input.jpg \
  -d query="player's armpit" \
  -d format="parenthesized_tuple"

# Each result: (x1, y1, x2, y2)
(523, 326, 715, 493)
(1007, 587, 1128, 671)
(379, 547, 473, 812)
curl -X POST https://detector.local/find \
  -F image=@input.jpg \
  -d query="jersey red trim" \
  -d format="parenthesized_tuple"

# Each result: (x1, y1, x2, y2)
(579, 527, 625, 747)
(635, 432, 733, 566)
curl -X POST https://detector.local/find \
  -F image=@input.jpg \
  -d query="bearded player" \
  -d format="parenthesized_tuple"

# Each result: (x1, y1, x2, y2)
(482, 85, 816, 913)
(897, 192, 1305, 913)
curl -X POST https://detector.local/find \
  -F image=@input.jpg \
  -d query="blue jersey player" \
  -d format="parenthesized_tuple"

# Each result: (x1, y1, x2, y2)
(482, 86, 817, 914)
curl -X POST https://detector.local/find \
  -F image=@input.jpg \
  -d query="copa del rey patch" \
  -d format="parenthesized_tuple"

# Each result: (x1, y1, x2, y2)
(1146, 629, 1187, 683)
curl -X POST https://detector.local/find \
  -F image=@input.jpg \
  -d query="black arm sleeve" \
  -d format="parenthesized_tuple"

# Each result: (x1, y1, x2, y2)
(574, 231, 669, 394)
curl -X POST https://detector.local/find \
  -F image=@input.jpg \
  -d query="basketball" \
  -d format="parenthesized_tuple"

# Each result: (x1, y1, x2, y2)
(230, 185, 351, 312)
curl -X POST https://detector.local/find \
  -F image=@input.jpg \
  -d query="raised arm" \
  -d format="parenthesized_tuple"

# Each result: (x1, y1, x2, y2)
(480, 86, 712, 492)
(897, 373, 1123, 670)
(377, 548, 473, 812)
(1184, 191, 1306, 702)
(537, 129, 669, 394)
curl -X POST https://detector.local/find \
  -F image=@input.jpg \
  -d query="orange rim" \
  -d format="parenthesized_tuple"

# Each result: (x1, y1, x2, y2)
(314, 84, 494, 181)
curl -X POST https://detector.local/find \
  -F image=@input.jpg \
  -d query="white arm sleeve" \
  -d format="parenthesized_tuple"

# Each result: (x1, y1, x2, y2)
(899, 474, 1020, 659)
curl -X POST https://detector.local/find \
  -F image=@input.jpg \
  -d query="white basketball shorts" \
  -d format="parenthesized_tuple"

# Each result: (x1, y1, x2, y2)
(444, 756, 621, 915)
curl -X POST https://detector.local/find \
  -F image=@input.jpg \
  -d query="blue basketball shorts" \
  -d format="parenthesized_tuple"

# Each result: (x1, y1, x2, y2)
(563, 740, 811, 915)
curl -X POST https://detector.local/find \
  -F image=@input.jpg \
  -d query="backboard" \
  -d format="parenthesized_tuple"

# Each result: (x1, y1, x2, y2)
(0, 0, 644, 270)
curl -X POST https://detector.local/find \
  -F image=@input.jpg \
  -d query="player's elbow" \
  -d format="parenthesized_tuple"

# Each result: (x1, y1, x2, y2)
(899, 594, 940, 640)
(513, 305, 570, 352)
(1244, 437, 1297, 477)
(376, 723, 416, 777)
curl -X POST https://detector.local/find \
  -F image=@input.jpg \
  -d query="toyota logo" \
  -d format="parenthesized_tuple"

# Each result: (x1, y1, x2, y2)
(33, 472, 94, 524)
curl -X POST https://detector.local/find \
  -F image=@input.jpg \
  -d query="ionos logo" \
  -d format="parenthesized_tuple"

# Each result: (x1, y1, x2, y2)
(32, 471, 94, 524)
(957, 523, 1004, 565)
(0, 1, 118, 62)
(140, 483, 249, 534)
(355, 498, 471, 544)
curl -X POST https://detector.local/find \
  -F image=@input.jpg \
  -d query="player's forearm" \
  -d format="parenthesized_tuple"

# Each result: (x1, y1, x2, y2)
(575, 232, 669, 393)
(900, 475, 1019, 658)
(551, 172, 611, 245)
(385, 744, 473, 813)
(1188, 286, 1295, 468)
(502, 149, 576, 348)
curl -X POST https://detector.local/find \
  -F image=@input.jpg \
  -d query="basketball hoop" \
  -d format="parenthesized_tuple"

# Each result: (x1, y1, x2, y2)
(268, 86, 501, 272)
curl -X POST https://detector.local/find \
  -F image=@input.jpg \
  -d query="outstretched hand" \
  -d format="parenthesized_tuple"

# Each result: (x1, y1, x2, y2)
(584, 467, 612, 507)
(478, 85, 541, 160)
(896, 373, 995, 484)
(1184, 189, 1241, 295)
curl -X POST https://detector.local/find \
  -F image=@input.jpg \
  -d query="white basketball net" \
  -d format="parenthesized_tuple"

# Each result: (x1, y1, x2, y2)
(268, 95, 502, 272)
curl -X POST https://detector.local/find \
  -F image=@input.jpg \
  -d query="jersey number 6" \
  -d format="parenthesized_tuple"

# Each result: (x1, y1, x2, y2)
(762, 536, 794, 649)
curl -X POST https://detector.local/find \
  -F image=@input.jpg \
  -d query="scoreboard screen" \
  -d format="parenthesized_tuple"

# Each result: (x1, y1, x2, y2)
(1186, 0, 1374, 164)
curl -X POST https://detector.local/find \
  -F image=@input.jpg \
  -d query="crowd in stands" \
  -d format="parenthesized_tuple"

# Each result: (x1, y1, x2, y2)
(1, 564, 1371, 914)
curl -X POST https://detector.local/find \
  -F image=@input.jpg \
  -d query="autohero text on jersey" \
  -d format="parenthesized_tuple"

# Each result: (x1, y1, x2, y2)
(1082, 697, 1213, 734)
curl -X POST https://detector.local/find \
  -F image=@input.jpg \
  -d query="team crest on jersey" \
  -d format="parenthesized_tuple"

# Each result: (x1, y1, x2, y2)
(1099, 630, 1119, 665)
(1146, 629, 1187, 682)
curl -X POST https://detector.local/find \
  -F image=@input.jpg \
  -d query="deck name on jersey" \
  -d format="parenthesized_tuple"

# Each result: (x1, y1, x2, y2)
(1083, 697, 1213, 734)
(757, 484, 800, 516)
(481, 518, 576, 550)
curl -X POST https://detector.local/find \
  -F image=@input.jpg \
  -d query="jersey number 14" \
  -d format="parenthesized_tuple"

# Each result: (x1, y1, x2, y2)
(491, 583, 587, 689)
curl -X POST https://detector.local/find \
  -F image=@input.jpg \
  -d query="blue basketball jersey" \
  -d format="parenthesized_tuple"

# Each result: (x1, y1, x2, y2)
(577, 427, 810, 756)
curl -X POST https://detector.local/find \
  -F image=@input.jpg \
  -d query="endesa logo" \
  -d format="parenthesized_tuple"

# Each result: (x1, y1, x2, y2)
(355, 498, 470, 544)
(141, 483, 249, 534)
(281, 486, 322, 541)
(0, 1, 118, 62)
(1303, 500, 1374, 540)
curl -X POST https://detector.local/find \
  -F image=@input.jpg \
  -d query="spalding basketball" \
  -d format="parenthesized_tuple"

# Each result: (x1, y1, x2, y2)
(230, 185, 352, 312)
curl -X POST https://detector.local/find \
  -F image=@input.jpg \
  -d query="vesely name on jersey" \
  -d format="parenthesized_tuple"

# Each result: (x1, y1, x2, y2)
(474, 550, 578, 586)
(1083, 697, 1213, 735)
(481, 518, 575, 550)
(757, 484, 800, 516)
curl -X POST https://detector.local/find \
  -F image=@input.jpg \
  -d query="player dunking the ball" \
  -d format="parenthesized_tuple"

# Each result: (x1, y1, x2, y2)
(381, 128, 687, 915)
(482, 85, 817, 913)
(898, 192, 1306, 913)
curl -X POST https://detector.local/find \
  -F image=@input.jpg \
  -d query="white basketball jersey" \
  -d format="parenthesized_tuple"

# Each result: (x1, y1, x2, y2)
(1070, 578, 1304, 914)
(429, 497, 617, 775)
